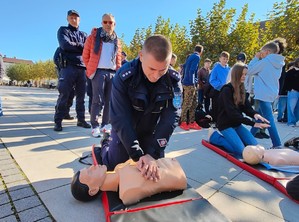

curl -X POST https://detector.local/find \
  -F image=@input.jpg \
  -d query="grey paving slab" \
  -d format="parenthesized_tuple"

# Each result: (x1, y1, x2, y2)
(209, 191, 286, 222)
(18, 205, 50, 222)
(0, 215, 18, 222)
(6, 180, 30, 192)
(0, 167, 22, 177)
(0, 183, 5, 195)
(37, 217, 54, 222)
(0, 192, 10, 205)
(2, 173, 25, 184)
(0, 203, 14, 219)
(9, 186, 35, 201)
(39, 184, 104, 222)
(14, 195, 42, 212)
(0, 151, 11, 161)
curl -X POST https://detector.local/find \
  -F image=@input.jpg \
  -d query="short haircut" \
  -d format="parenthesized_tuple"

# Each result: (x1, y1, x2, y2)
(261, 41, 279, 54)
(102, 13, 115, 21)
(220, 51, 230, 59)
(204, 58, 212, 63)
(142, 34, 172, 62)
(71, 171, 101, 202)
(194, 45, 204, 53)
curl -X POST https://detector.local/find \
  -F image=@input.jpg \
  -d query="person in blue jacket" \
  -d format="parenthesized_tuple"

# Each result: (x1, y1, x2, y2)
(179, 45, 203, 131)
(100, 35, 182, 181)
(209, 51, 230, 123)
(53, 10, 91, 131)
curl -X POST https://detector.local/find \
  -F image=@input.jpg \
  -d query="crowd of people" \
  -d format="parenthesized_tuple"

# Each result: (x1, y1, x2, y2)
(32, 9, 299, 203)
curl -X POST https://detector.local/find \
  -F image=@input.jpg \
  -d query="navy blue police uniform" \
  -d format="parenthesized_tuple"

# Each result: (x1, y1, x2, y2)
(54, 25, 88, 125)
(102, 59, 182, 170)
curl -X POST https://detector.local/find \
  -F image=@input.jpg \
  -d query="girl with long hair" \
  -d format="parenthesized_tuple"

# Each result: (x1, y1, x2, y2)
(208, 62, 269, 158)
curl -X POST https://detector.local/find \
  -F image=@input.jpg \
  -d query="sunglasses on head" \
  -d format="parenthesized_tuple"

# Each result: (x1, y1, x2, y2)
(103, 21, 113, 25)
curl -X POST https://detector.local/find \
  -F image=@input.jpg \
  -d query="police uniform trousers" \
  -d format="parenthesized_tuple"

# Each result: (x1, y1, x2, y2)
(54, 64, 86, 123)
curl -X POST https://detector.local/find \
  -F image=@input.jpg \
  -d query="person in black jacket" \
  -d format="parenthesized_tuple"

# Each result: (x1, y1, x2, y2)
(53, 10, 91, 131)
(100, 35, 182, 182)
(208, 62, 269, 158)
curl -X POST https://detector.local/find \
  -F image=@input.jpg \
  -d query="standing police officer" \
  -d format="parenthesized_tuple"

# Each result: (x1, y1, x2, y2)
(100, 35, 182, 181)
(54, 10, 91, 131)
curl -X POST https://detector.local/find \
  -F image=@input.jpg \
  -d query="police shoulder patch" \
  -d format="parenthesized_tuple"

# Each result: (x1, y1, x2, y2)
(119, 67, 135, 81)
(168, 69, 181, 82)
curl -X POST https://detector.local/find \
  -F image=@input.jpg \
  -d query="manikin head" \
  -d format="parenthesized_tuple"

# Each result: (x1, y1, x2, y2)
(71, 165, 107, 202)
(242, 145, 266, 165)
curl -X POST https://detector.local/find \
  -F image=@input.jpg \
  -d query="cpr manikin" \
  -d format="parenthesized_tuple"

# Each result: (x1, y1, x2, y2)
(243, 145, 299, 166)
(71, 157, 187, 205)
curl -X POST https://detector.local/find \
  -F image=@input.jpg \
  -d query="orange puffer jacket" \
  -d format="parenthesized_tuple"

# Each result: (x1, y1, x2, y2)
(83, 28, 122, 79)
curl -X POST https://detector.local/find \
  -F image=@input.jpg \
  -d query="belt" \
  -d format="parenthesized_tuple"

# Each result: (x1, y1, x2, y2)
(99, 68, 115, 72)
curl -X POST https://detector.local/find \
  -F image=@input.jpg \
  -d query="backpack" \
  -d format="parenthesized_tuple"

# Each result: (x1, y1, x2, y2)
(195, 105, 212, 128)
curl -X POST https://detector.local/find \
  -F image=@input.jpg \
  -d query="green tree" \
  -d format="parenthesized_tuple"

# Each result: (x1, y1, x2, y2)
(190, 0, 236, 64)
(7, 63, 32, 82)
(228, 4, 260, 62)
(262, 0, 299, 61)
(129, 28, 145, 58)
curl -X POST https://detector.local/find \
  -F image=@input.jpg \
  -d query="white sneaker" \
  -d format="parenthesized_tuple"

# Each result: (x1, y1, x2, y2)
(207, 127, 215, 142)
(100, 124, 112, 134)
(91, 127, 101, 138)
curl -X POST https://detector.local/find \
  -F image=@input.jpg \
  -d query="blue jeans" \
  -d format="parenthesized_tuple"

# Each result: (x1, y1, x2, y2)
(277, 95, 287, 121)
(251, 100, 281, 147)
(198, 89, 204, 106)
(210, 125, 257, 158)
(287, 90, 299, 126)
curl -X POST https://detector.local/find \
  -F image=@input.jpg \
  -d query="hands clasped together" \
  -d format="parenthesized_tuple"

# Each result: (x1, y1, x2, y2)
(137, 154, 161, 182)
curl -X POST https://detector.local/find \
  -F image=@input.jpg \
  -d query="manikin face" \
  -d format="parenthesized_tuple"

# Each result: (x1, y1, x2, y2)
(251, 145, 265, 158)
(79, 165, 107, 195)
(67, 14, 80, 28)
(243, 145, 266, 164)
(139, 50, 171, 83)
(102, 15, 115, 35)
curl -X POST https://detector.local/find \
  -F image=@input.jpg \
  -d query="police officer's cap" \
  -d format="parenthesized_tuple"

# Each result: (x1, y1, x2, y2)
(67, 10, 80, 17)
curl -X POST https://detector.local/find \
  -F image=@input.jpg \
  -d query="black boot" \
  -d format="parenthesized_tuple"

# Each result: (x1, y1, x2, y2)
(77, 120, 91, 128)
(54, 122, 62, 131)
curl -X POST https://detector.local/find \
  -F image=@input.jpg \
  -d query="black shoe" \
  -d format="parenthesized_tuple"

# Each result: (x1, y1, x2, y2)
(261, 132, 270, 139)
(284, 137, 299, 147)
(54, 123, 62, 131)
(254, 132, 264, 139)
(63, 114, 74, 120)
(77, 121, 91, 128)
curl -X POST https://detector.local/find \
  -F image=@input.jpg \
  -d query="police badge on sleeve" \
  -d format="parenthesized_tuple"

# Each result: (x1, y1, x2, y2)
(172, 92, 182, 109)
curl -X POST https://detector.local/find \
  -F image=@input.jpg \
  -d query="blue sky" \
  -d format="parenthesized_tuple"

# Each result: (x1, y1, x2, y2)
(1, 0, 284, 62)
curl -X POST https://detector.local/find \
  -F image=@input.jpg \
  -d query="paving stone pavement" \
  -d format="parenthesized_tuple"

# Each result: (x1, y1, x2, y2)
(0, 141, 55, 222)
(0, 85, 298, 222)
